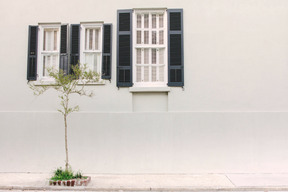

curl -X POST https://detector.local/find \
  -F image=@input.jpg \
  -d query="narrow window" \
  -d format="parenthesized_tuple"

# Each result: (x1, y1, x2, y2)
(38, 25, 60, 80)
(133, 10, 167, 87)
(80, 23, 103, 74)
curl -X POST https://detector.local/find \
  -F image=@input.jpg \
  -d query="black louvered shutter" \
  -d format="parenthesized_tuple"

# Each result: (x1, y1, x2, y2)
(27, 25, 38, 81)
(70, 24, 80, 74)
(117, 10, 133, 87)
(102, 24, 112, 80)
(60, 24, 69, 75)
(168, 9, 184, 87)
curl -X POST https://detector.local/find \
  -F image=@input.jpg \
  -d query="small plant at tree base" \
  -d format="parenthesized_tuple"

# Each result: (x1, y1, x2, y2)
(29, 64, 100, 171)
(51, 167, 74, 181)
(74, 171, 83, 179)
(50, 167, 85, 181)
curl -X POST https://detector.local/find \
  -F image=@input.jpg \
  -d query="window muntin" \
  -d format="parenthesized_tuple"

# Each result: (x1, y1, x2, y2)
(80, 23, 103, 74)
(38, 25, 61, 80)
(133, 10, 167, 87)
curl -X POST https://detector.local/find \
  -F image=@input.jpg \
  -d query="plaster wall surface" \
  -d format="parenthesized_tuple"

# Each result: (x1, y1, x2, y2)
(0, 0, 288, 173)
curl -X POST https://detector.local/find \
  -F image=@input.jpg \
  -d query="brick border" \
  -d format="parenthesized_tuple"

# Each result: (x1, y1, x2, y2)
(49, 176, 91, 187)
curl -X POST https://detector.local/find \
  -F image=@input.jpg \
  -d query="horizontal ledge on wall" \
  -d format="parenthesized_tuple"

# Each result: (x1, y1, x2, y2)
(33, 81, 106, 86)
(129, 87, 171, 93)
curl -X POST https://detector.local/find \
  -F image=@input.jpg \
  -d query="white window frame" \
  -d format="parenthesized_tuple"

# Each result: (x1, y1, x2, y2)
(132, 9, 168, 87)
(37, 23, 61, 82)
(80, 22, 103, 77)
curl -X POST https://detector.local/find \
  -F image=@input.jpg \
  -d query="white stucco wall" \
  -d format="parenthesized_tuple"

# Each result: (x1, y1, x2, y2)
(1, 0, 288, 173)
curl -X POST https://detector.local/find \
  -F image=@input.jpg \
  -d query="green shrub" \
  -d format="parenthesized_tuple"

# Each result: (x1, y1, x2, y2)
(74, 171, 83, 179)
(50, 167, 84, 181)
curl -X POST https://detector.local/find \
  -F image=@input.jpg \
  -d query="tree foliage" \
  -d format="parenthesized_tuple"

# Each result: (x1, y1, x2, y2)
(29, 64, 100, 170)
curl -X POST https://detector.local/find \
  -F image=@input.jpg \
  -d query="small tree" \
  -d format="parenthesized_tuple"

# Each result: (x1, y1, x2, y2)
(29, 64, 100, 171)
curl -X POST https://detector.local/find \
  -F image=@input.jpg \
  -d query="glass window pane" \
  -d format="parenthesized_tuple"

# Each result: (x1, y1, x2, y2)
(137, 31, 141, 44)
(144, 49, 149, 64)
(47, 31, 52, 51)
(152, 14, 156, 28)
(52, 55, 57, 68)
(159, 49, 164, 64)
(137, 49, 141, 64)
(89, 29, 93, 50)
(137, 14, 142, 28)
(144, 14, 149, 28)
(94, 53, 98, 72)
(159, 30, 164, 44)
(159, 66, 164, 81)
(95, 29, 99, 50)
(152, 31, 157, 44)
(159, 14, 164, 28)
(43, 55, 47, 76)
(152, 66, 156, 82)
(144, 66, 149, 82)
(85, 53, 99, 72)
(144, 31, 149, 44)
(85, 29, 88, 50)
(54, 30, 57, 51)
(85, 53, 93, 70)
(43, 31, 46, 51)
(152, 49, 156, 64)
(136, 66, 141, 82)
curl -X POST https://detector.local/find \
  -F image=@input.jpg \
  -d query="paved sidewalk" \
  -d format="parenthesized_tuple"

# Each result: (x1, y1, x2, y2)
(0, 173, 288, 191)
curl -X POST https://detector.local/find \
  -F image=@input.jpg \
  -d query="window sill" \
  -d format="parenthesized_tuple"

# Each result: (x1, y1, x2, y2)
(33, 80, 106, 86)
(129, 87, 171, 93)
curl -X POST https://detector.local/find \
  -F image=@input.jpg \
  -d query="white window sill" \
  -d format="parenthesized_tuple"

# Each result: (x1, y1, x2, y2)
(129, 87, 170, 93)
(77, 81, 105, 85)
(34, 80, 106, 86)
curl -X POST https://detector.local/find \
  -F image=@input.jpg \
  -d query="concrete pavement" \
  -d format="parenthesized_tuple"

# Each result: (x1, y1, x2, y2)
(0, 173, 288, 191)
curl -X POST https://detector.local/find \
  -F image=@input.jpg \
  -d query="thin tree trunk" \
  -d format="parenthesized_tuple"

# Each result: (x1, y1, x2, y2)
(64, 113, 69, 171)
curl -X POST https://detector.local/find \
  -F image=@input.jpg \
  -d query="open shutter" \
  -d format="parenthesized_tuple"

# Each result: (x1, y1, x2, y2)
(27, 25, 38, 81)
(102, 24, 112, 80)
(168, 9, 184, 87)
(60, 24, 69, 75)
(117, 10, 133, 87)
(70, 24, 80, 74)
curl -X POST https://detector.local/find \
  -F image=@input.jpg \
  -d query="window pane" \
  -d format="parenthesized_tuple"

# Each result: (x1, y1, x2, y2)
(46, 31, 52, 51)
(136, 49, 141, 64)
(152, 66, 156, 82)
(52, 55, 57, 68)
(85, 53, 99, 71)
(152, 31, 157, 44)
(89, 29, 93, 50)
(137, 31, 141, 44)
(159, 14, 164, 28)
(159, 66, 164, 81)
(159, 49, 164, 64)
(54, 30, 57, 51)
(43, 55, 58, 76)
(43, 55, 47, 76)
(152, 14, 156, 28)
(159, 30, 164, 44)
(95, 29, 99, 50)
(144, 31, 149, 44)
(94, 53, 98, 71)
(136, 66, 141, 82)
(144, 66, 149, 82)
(144, 14, 149, 28)
(152, 49, 156, 64)
(137, 14, 142, 28)
(144, 49, 149, 64)
(43, 29, 58, 51)
(85, 29, 88, 50)
(43, 31, 46, 51)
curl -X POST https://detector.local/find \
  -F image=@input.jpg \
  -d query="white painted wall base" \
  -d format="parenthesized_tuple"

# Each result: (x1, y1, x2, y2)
(1, 112, 287, 173)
